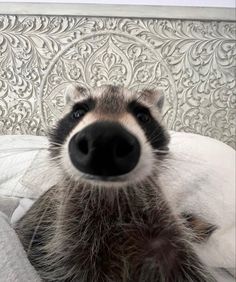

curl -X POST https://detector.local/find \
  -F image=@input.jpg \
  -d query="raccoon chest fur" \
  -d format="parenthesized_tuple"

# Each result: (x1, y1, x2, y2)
(16, 181, 214, 282)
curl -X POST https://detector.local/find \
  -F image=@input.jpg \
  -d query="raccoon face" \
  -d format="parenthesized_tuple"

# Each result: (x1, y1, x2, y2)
(49, 85, 169, 186)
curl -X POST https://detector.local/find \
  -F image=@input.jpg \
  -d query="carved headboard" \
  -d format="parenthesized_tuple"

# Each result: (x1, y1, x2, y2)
(0, 4, 235, 148)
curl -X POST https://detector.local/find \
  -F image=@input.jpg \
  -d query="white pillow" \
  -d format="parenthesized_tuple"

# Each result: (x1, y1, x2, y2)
(0, 135, 49, 199)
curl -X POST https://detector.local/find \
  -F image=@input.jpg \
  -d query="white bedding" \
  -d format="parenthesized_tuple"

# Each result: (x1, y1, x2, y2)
(0, 135, 49, 199)
(0, 212, 41, 282)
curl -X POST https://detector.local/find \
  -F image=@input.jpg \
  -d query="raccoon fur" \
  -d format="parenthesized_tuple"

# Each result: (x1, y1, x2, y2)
(15, 85, 216, 282)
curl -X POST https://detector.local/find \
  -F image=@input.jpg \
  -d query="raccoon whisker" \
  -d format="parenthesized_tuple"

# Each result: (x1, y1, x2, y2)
(79, 185, 95, 226)
(26, 197, 52, 254)
(48, 142, 62, 148)
(152, 149, 169, 155)
(0, 147, 48, 152)
(48, 155, 63, 163)
(146, 130, 166, 146)
(57, 181, 70, 213)
(152, 148, 169, 152)
(153, 161, 181, 176)
(116, 188, 123, 222)
(123, 188, 136, 220)
(161, 153, 209, 168)
(132, 182, 147, 211)
(0, 148, 48, 159)
(98, 185, 104, 211)
(58, 190, 74, 227)
(150, 148, 208, 169)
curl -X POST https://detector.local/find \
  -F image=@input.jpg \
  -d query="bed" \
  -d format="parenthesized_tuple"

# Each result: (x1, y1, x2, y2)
(0, 2, 235, 281)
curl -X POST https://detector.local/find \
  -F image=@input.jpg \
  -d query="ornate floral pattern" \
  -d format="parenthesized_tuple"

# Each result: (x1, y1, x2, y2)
(0, 16, 235, 148)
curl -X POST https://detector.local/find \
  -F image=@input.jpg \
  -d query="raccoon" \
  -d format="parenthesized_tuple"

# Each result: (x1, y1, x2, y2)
(15, 85, 216, 282)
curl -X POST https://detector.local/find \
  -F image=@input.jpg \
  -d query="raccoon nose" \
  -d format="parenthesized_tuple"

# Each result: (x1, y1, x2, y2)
(69, 121, 141, 177)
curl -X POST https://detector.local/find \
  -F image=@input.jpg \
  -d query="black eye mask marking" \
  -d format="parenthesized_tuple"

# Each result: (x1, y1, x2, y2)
(128, 101, 169, 151)
(49, 97, 169, 159)
(49, 98, 95, 157)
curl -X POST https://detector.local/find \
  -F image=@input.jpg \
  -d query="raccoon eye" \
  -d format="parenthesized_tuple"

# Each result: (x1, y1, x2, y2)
(135, 109, 150, 123)
(72, 104, 89, 119)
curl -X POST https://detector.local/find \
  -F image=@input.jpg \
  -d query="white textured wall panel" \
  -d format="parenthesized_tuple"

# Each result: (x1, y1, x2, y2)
(0, 5, 235, 148)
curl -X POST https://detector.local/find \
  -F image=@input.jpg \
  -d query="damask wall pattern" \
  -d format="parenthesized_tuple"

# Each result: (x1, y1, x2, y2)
(0, 15, 235, 148)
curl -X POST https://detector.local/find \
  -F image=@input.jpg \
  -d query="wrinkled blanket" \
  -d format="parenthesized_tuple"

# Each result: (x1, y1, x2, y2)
(0, 211, 41, 282)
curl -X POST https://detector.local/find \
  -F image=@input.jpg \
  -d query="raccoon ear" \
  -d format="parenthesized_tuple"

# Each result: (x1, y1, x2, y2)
(141, 89, 165, 111)
(65, 84, 88, 104)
